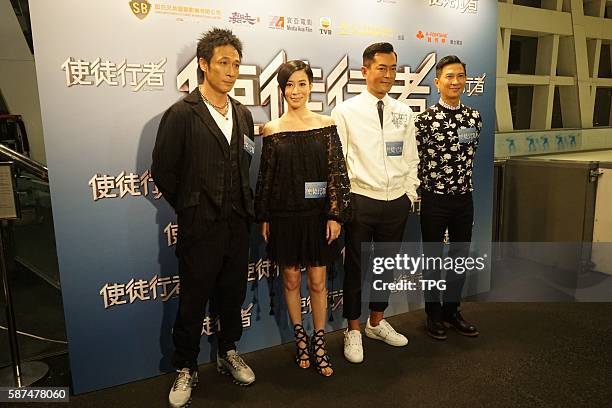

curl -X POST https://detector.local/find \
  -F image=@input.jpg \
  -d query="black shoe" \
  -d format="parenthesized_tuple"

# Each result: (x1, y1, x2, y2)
(426, 315, 447, 340)
(442, 311, 479, 337)
(293, 324, 310, 369)
(310, 329, 333, 377)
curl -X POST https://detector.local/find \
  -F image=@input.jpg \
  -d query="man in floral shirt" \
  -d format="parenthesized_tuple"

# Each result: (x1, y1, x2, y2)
(415, 55, 482, 341)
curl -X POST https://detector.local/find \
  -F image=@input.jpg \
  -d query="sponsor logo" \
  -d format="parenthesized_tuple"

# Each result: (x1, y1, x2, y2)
(285, 16, 313, 33)
(129, 0, 151, 19)
(269, 15, 285, 29)
(229, 11, 260, 25)
(268, 16, 313, 32)
(338, 21, 394, 38)
(416, 30, 464, 45)
(153, 3, 222, 20)
(319, 17, 332, 35)
(428, 0, 478, 14)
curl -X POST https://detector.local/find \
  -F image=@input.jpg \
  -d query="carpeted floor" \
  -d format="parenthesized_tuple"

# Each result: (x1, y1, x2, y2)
(8, 302, 611, 408)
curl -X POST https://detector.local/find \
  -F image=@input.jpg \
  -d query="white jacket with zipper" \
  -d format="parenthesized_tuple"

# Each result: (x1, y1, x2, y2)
(331, 91, 420, 203)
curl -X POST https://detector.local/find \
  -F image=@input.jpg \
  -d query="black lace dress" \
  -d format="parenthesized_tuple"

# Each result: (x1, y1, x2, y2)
(255, 125, 351, 267)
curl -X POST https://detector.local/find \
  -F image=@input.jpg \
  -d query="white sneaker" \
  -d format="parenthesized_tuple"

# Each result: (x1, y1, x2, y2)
(217, 350, 256, 386)
(364, 318, 408, 346)
(343, 329, 364, 363)
(169, 368, 198, 408)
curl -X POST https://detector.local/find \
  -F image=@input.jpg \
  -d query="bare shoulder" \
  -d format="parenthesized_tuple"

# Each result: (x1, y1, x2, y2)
(262, 119, 281, 137)
(313, 113, 335, 127)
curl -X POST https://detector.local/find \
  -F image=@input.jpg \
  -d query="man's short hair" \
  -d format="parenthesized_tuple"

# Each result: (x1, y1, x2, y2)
(362, 42, 397, 67)
(197, 28, 243, 80)
(435, 55, 466, 78)
(276, 60, 314, 96)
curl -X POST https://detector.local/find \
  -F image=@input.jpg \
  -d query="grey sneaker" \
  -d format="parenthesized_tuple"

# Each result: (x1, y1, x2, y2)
(217, 350, 255, 386)
(168, 368, 198, 408)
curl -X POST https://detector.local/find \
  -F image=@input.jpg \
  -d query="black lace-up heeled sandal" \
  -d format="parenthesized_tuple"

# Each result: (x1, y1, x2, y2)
(294, 324, 310, 369)
(310, 329, 333, 377)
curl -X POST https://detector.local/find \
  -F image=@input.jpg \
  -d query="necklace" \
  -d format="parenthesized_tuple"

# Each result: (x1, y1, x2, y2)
(199, 86, 229, 117)
(439, 97, 461, 111)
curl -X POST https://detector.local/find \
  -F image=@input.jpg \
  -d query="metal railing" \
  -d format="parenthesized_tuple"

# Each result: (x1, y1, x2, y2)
(0, 144, 47, 182)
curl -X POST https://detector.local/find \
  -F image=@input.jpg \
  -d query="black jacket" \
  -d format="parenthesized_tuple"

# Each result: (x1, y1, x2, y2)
(151, 89, 255, 222)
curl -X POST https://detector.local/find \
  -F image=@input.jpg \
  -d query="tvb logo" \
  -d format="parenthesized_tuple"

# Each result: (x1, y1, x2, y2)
(130, 0, 151, 20)
(319, 17, 332, 35)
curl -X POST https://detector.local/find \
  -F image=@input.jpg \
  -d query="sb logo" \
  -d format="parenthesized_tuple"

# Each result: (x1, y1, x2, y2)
(129, 0, 151, 20)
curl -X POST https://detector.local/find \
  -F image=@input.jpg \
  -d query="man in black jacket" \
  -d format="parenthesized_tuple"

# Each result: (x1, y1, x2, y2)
(152, 28, 256, 408)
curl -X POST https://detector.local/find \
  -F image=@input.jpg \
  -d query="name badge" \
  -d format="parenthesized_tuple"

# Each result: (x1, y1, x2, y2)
(243, 134, 255, 155)
(305, 182, 327, 199)
(457, 127, 478, 144)
(385, 141, 404, 156)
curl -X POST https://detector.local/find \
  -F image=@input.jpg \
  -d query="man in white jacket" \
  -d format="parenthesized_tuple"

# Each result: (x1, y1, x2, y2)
(332, 42, 419, 363)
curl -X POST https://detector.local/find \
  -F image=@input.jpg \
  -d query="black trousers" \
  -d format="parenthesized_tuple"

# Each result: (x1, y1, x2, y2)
(343, 193, 411, 320)
(172, 213, 249, 370)
(420, 191, 473, 319)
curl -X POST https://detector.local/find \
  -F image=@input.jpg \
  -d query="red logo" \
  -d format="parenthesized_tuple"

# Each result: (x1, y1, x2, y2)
(416, 30, 449, 44)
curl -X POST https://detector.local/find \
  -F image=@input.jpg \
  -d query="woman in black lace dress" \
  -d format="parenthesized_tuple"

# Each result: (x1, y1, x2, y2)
(255, 60, 350, 377)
